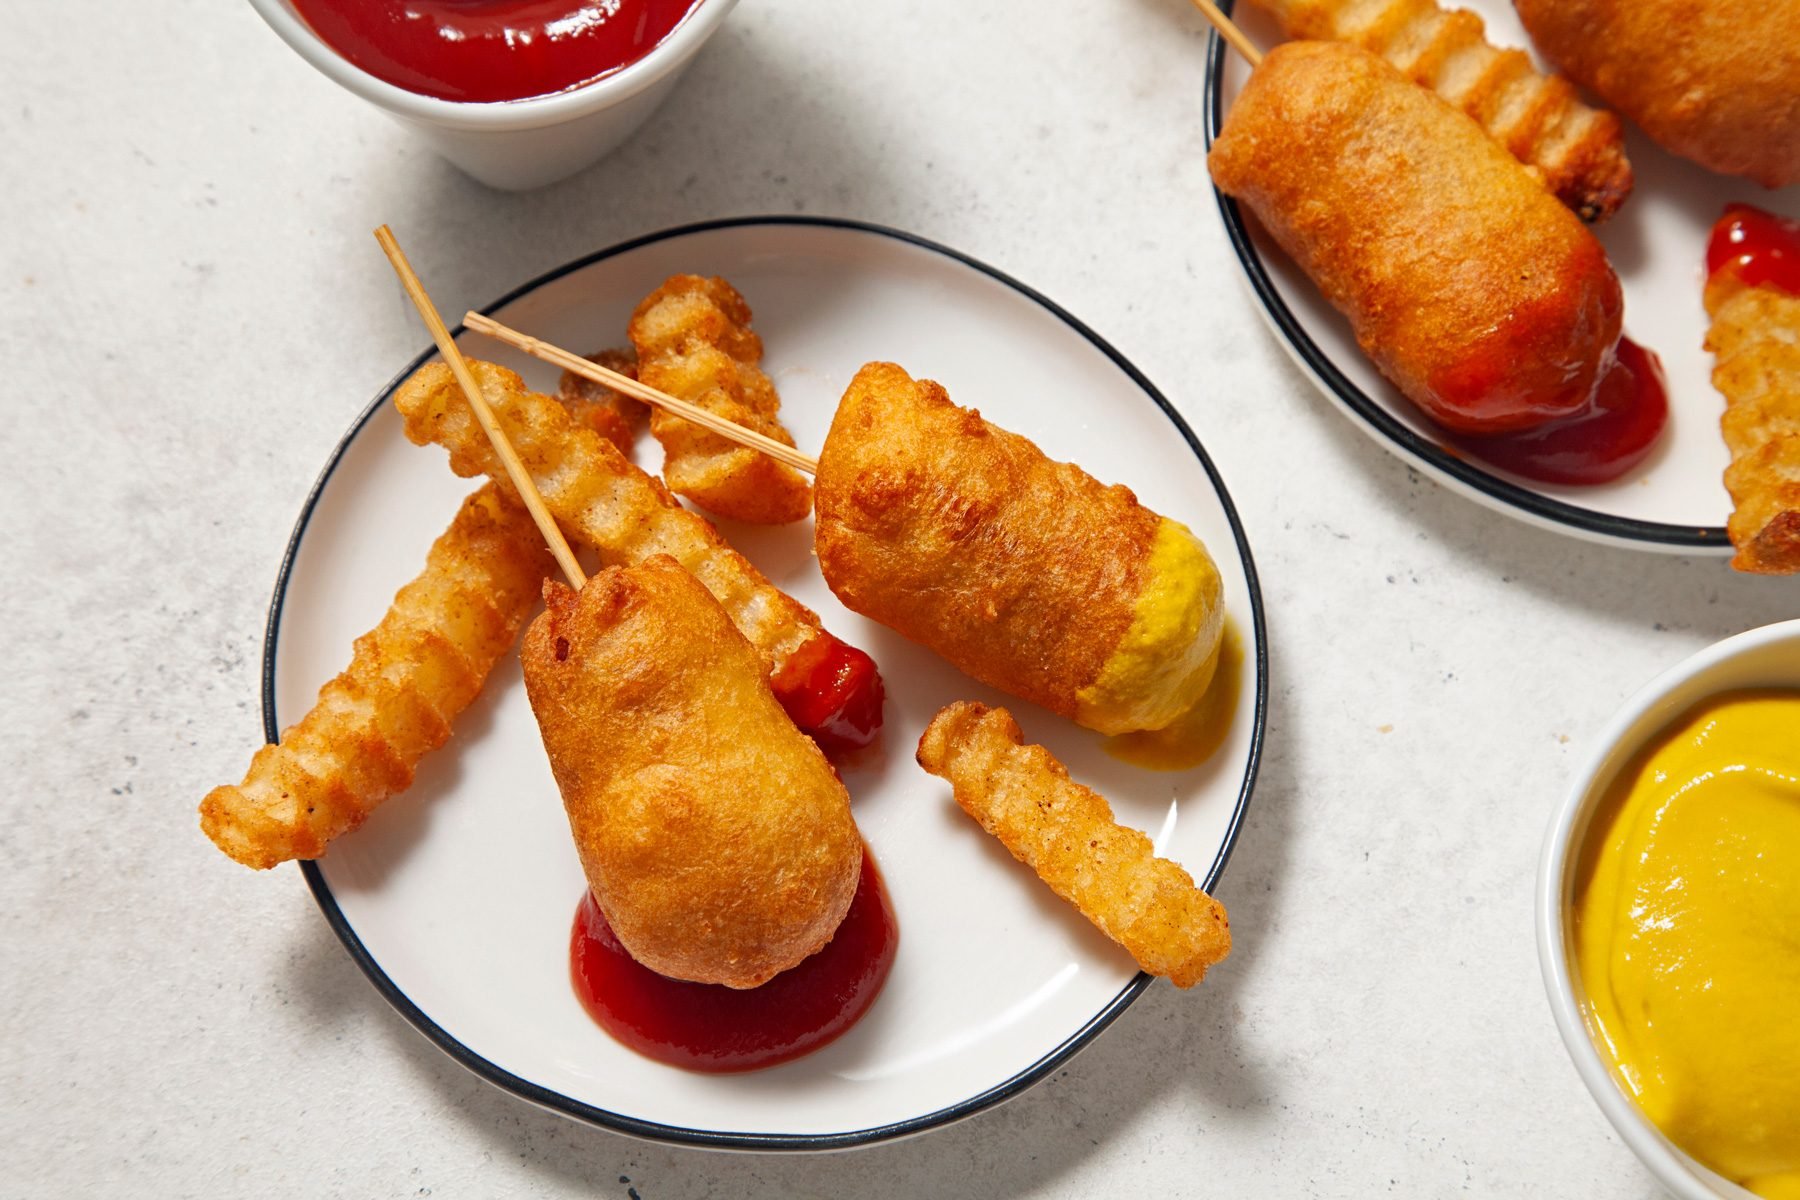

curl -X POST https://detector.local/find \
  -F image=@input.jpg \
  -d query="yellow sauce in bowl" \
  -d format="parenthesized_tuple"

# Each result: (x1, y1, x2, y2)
(1575, 690, 1800, 1198)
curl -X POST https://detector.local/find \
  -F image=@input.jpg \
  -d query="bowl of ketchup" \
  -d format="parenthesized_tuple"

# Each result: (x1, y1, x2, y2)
(246, 0, 738, 189)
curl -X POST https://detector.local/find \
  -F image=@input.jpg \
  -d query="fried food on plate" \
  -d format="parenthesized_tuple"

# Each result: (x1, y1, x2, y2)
(1208, 41, 1622, 435)
(628, 275, 813, 525)
(1514, 0, 1800, 189)
(395, 359, 885, 749)
(917, 701, 1231, 987)
(558, 347, 646, 455)
(1705, 230, 1800, 575)
(1242, 0, 1631, 221)
(523, 556, 861, 989)
(200, 483, 554, 869)
(813, 362, 1223, 736)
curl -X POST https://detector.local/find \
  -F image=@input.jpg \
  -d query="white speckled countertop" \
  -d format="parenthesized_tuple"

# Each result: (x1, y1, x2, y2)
(2, 1, 1794, 1195)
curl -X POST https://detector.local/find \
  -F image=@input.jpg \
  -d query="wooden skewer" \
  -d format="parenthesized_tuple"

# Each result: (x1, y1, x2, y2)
(463, 311, 821, 476)
(1188, 0, 1263, 67)
(374, 226, 588, 589)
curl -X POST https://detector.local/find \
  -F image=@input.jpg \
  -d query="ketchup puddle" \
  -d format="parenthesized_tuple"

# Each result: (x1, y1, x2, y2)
(571, 849, 897, 1073)
(1707, 204, 1800, 298)
(1449, 335, 1668, 486)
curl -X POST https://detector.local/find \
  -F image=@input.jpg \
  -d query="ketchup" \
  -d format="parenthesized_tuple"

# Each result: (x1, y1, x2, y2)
(1451, 335, 1668, 486)
(570, 850, 897, 1073)
(289, 0, 702, 103)
(771, 634, 886, 758)
(1707, 205, 1800, 298)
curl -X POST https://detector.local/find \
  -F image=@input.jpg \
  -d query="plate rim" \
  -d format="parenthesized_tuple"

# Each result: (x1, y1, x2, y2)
(265, 215, 1270, 1152)
(1199, 15, 1730, 552)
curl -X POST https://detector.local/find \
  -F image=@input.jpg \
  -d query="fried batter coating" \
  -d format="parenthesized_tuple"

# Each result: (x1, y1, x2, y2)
(917, 702, 1231, 988)
(395, 358, 824, 668)
(1245, 0, 1631, 221)
(1209, 41, 1622, 435)
(523, 557, 861, 988)
(1705, 281, 1800, 574)
(628, 275, 812, 525)
(200, 484, 554, 869)
(558, 347, 646, 455)
(1515, 0, 1800, 189)
(814, 363, 1223, 736)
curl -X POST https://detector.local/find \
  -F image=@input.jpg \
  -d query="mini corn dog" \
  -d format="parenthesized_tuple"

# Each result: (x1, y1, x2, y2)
(523, 558, 862, 988)
(1244, 0, 1632, 221)
(395, 359, 885, 750)
(813, 362, 1224, 736)
(558, 347, 646, 455)
(917, 702, 1231, 987)
(200, 483, 555, 869)
(1704, 210, 1800, 575)
(628, 275, 813, 525)
(1208, 41, 1623, 435)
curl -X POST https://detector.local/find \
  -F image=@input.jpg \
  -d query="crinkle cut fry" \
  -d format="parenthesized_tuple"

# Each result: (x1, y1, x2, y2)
(558, 347, 646, 456)
(916, 702, 1231, 987)
(627, 275, 813, 525)
(394, 359, 824, 667)
(199, 483, 555, 869)
(1245, 0, 1632, 221)
(1705, 283, 1800, 575)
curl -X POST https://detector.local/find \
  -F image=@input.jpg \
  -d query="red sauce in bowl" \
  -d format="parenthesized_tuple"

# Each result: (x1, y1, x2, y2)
(1450, 335, 1668, 486)
(289, 0, 702, 103)
(1707, 204, 1800, 298)
(570, 849, 898, 1073)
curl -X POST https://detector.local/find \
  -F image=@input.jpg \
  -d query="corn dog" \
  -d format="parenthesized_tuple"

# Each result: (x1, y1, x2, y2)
(200, 483, 555, 869)
(523, 557, 862, 989)
(917, 702, 1230, 988)
(628, 275, 813, 525)
(1515, 0, 1800, 189)
(395, 359, 885, 751)
(1243, 0, 1632, 221)
(1209, 41, 1623, 436)
(814, 362, 1223, 736)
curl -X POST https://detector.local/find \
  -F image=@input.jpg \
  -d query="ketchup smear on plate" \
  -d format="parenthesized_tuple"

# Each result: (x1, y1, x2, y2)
(290, 0, 702, 103)
(1451, 335, 1668, 486)
(1707, 204, 1800, 298)
(571, 850, 898, 1073)
(771, 634, 886, 758)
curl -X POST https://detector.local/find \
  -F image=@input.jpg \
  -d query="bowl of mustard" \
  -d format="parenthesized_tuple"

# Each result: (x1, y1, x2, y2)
(1539, 619, 1800, 1200)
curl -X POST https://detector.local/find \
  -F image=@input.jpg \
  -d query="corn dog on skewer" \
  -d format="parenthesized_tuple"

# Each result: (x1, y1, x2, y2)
(1244, 0, 1632, 221)
(200, 483, 555, 869)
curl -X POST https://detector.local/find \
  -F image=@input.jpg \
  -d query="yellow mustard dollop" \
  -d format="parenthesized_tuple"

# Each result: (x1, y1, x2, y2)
(1074, 518, 1224, 736)
(1575, 690, 1800, 1198)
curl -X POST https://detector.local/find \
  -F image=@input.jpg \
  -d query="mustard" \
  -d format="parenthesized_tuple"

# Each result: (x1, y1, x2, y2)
(1074, 519, 1224, 736)
(1575, 690, 1800, 1197)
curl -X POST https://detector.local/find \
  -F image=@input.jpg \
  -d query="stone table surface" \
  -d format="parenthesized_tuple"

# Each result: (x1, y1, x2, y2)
(2, 2, 1793, 1196)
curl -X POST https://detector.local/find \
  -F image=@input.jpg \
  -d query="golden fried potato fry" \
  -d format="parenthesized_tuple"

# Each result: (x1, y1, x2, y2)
(628, 275, 813, 525)
(1705, 282, 1800, 574)
(394, 359, 824, 667)
(523, 557, 861, 988)
(916, 702, 1231, 988)
(1515, 0, 1800, 189)
(558, 347, 646, 455)
(199, 483, 554, 869)
(1245, 0, 1632, 221)
(815, 362, 1223, 736)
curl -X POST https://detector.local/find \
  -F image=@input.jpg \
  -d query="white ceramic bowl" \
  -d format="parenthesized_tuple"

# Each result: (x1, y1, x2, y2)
(1537, 619, 1800, 1199)
(246, 0, 739, 190)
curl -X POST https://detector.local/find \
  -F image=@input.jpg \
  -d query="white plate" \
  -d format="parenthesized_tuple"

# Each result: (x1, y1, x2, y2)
(1205, 1, 1800, 552)
(271, 218, 1268, 1150)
